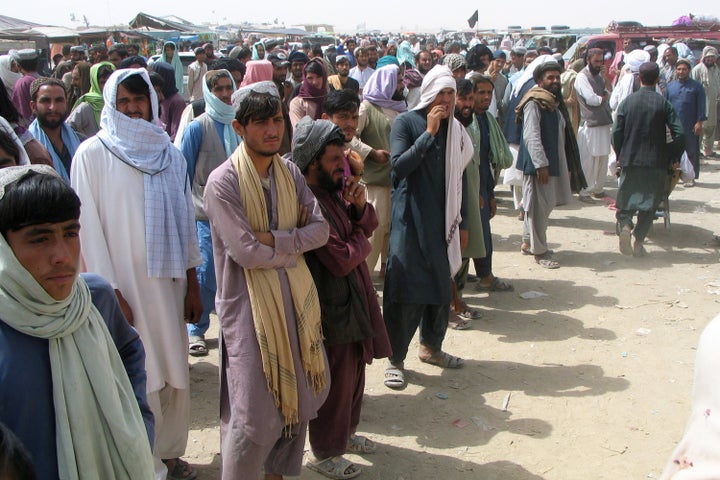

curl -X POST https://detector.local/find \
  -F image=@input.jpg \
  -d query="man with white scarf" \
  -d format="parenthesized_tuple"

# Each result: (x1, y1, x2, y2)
(71, 68, 203, 480)
(0, 165, 155, 479)
(382, 65, 473, 390)
(179, 69, 239, 358)
(692, 46, 720, 158)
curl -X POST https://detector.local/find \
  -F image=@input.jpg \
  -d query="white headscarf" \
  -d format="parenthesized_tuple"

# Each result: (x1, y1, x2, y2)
(0, 165, 155, 480)
(97, 68, 194, 278)
(0, 55, 21, 98)
(414, 65, 473, 277)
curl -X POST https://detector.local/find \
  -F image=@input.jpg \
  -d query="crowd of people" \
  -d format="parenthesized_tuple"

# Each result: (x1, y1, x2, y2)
(0, 30, 716, 480)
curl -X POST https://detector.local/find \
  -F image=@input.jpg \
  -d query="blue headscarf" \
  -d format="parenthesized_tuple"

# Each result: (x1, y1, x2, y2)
(203, 69, 240, 156)
(159, 41, 184, 96)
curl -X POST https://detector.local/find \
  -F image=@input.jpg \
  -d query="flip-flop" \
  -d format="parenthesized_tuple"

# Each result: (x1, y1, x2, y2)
(419, 350, 464, 369)
(448, 314, 472, 330)
(347, 434, 377, 454)
(618, 226, 632, 256)
(306, 456, 362, 480)
(384, 365, 406, 389)
(476, 277, 514, 292)
(534, 253, 559, 269)
(163, 458, 197, 480)
(458, 307, 482, 320)
(188, 335, 208, 357)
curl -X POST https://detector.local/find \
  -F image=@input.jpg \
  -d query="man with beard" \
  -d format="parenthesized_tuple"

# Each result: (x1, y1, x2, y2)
(383, 65, 473, 389)
(180, 70, 240, 358)
(692, 46, 720, 158)
(288, 50, 309, 88)
(349, 47, 374, 95)
(203, 82, 329, 479)
(516, 61, 573, 269)
(661, 46, 679, 91)
(666, 58, 706, 185)
(575, 48, 613, 202)
(27, 78, 83, 183)
(416, 50, 434, 76)
(614, 62, 685, 256)
(367, 45, 379, 70)
(357, 65, 406, 277)
(451, 79, 485, 326)
(327, 55, 359, 95)
(293, 117, 391, 480)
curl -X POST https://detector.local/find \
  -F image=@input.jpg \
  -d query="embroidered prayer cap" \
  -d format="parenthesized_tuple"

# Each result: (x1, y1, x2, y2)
(442, 53, 466, 72)
(231, 80, 280, 109)
(335, 55, 350, 65)
(291, 116, 345, 172)
(0, 165, 58, 201)
(267, 52, 290, 67)
(12, 49, 38, 63)
(676, 58, 692, 69)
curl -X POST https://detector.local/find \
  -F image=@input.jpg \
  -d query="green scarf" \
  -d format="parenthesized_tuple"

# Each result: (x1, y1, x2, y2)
(73, 61, 115, 126)
(485, 111, 513, 171)
(0, 165, 154, 479)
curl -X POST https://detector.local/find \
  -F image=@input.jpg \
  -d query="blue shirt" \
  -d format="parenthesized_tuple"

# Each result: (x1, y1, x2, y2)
(0, 273, 152, 480)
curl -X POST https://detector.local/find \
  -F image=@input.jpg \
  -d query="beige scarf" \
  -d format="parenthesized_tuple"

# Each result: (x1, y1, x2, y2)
(231, 143, 326, 427)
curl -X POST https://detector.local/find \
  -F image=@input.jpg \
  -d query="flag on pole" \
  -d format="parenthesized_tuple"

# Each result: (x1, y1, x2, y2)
(468, 10, 479, 29)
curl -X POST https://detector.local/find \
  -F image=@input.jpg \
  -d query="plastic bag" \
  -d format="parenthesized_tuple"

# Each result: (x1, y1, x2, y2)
(680, 151, 695, 183)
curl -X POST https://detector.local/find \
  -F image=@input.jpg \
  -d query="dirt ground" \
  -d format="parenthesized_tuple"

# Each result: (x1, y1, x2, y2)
(185, 160, 720, 479)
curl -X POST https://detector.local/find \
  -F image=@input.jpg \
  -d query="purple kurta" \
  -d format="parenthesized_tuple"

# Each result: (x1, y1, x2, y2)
(204, 157, 330, 476)
(306, 185, 392, 459)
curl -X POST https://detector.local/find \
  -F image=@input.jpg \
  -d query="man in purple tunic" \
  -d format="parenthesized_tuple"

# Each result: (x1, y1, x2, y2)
(204, 81, 330, 480)
(292, 117, 392, 479)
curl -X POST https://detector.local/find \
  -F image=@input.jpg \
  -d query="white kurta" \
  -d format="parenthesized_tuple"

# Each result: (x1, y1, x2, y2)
(71, 137, 202, 393)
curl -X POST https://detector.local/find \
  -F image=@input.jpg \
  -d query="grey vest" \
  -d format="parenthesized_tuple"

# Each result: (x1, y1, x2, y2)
(578, 68, 613, 127)
(192, 114, 230, 221)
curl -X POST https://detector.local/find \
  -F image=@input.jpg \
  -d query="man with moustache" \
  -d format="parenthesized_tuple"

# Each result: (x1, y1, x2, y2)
(666, 58, 706, 186)
(327, 55, 359, 95)
(383, 65, 473, 389)
(516, 61, 573, 269)
(692, 46, 720, 159)
(203, 82, 330, 479)
(575, 48, 613, 202)
(27, 78, 83, 183)
(293, 117, 391, 479)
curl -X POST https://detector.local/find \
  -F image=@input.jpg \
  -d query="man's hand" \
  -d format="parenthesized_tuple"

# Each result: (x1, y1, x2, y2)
(426, 105, 448, 136)
(536, 166, 550, 185)
(489, 198, 497, 218)
(459, 229, 469, 250)
(369, 149, 390, 164)
(346, 149, 365, 176)
(254, 231, 275, 247)
(297, 204, 310, 228)
(342, 176, 367, 211)
(694, 121, 704, 136)
(115, 289, 134, 326)
(184, 269, 203, 325)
